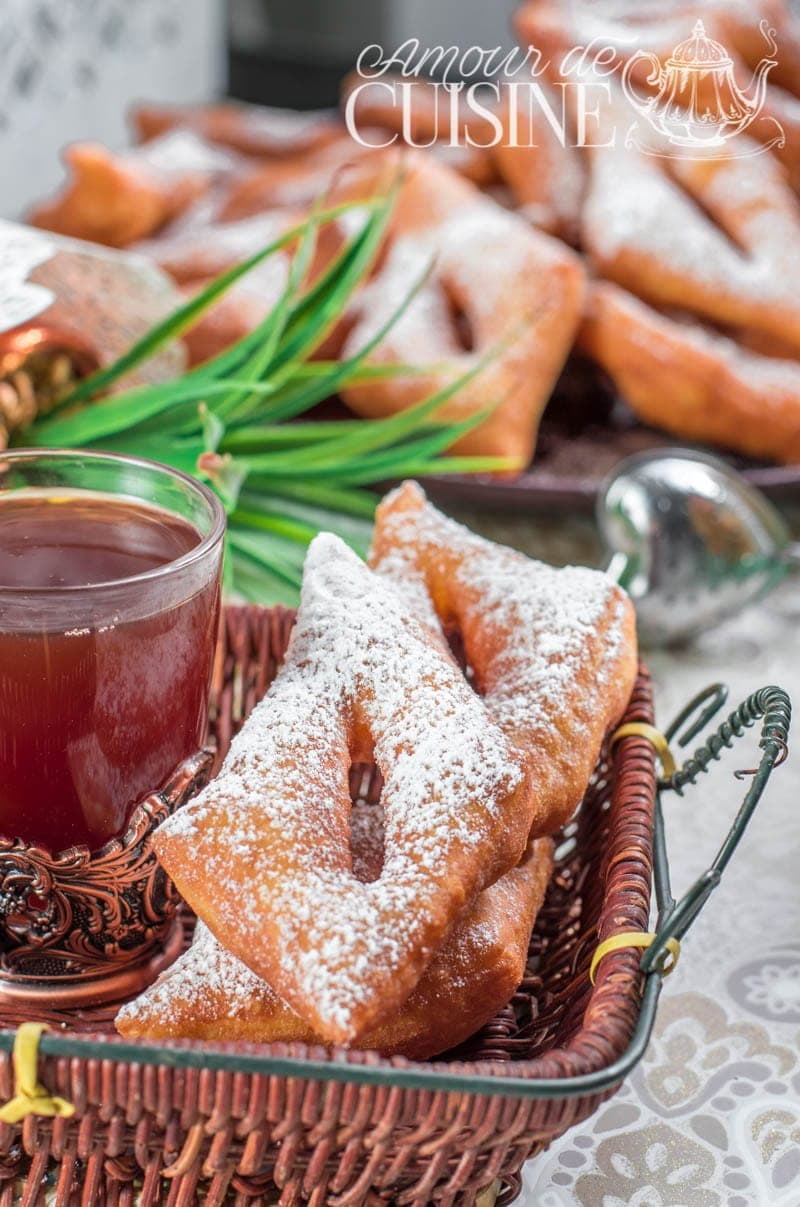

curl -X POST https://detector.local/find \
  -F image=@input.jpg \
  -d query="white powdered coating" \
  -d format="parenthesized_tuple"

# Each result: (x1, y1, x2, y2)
(133, 129, 239, 176)
(148, 212, 295, 259)
(120, 804, 382, 1029)
(157, 535, 522, 1037)
(118, 801, 531, 1035)
(587, 145, 755, 289)
(584, 116, 800, 311)
(374, 486, 628, 757)
(347, 201, 543, 357)
(117, 920, 264, 1025)
(142, 213, 296, 292)
(236, 104, 337, 149)
(333, 205, 371, 244)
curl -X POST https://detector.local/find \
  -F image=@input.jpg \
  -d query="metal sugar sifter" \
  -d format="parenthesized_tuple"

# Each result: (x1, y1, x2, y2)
(598, 448, 800, 646)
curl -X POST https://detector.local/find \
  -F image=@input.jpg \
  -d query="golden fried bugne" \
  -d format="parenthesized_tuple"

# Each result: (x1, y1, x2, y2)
(149, 533, 534, 1044)
(119, 486, 636, 1054)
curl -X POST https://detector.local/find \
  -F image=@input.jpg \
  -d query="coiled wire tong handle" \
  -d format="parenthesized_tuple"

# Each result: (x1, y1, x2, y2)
(638, 683, 791, 978)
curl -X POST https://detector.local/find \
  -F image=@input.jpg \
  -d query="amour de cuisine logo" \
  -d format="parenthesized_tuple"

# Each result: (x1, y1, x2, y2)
(344, 20, 784, 160)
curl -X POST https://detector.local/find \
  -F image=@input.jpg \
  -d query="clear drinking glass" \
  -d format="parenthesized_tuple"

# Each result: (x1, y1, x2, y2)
(0, 449, 225, 852)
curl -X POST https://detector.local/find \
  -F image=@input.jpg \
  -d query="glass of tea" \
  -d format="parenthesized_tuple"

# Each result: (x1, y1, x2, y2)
(0, 450, 225, 854)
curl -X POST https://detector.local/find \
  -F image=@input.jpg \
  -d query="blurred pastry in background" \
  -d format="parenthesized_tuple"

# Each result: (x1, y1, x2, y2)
(216, 134, 378, 219)
(22, 0, 800, 473)
(28, 131, 239, 248)
(131, 100, 342, 159)
(580, 282, 800, 465)
(579, 87, 800, 355)
(168, 215, 350, 366)
(340, 72, 584, 241)
(336, 152, 586, 466)
(515, 0, 800, 186)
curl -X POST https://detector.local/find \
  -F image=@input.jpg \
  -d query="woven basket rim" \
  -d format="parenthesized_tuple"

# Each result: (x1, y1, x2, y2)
(0, 605, 658, 1103)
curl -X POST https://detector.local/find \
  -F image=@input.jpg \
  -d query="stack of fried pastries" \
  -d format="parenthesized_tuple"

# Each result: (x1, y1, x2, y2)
(517, 0, 800, 462)
(27, 0, 800, 468)
(117, 485, 636, 1056)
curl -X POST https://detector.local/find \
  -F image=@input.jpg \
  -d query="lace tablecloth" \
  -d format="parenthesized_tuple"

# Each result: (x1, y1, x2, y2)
(454, 507, 800, 1207)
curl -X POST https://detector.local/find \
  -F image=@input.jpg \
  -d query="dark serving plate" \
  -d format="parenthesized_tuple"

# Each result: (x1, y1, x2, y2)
(423, 359, 800, 514)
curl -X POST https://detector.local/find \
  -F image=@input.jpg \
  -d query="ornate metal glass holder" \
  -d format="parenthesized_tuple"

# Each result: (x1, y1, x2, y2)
(0, 748, 213, 1009)
(0, 448, 225, 1014)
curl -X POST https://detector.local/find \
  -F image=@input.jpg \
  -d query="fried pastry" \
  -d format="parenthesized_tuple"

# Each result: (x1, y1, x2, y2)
(118, 811, 553, 1060)
(491, 86, 584, 243)
(215, 134, 380, 221)
(515, 0, 800, 188)
(143, 210, 352, 362)
(28, 131, 237, 248)
(713, 0, 800, 180)
(179, 280, 275, 366)
(426, 142, 499, 187)
(140, 212, 303, 284)
(370, 483, 638, 836)
(131, 101, 342, 159)
(577, 86, 800, 354)
(580, 282, 800, 464)
(154, 534, 535, 1045)
(143, 206, 348, 288)
(760, 85, 800, 193)
(335, 152, 585, 467)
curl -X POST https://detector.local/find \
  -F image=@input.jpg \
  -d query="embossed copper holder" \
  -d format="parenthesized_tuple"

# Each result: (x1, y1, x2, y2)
(0, 748, 213, 1009)
(0, 449, 224, 1012)
(0, 324, 100, 380)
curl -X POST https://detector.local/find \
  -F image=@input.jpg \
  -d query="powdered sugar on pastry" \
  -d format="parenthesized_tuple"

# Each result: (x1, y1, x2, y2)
(118, 820, 554, 1061)
(370, 483, 638, 836)
(155, 534, 531, 1044)
(335, 152, 585, 467)
(581, 87, 800, 350)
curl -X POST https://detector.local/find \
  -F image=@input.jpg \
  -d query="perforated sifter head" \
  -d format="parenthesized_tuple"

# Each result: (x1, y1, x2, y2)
(597, 449, 799, 646)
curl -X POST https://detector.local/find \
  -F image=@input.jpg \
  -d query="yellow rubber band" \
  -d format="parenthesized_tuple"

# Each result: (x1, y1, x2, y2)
(590, 932, 681, 985)
(0, 1023, 75, 1124)
(610, 723, 677, 778)
(476, 1179, 501, 1207)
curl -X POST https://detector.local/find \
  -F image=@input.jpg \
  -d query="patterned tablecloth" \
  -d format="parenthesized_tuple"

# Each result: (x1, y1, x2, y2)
(454, 507, 800, 1207)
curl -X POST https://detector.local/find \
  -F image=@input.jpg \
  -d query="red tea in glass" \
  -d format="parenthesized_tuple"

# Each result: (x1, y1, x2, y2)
(0, 452, 224, 852)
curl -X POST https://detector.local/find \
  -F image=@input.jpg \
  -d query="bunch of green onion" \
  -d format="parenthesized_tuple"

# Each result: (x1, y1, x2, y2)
(24, 190, 510, 602)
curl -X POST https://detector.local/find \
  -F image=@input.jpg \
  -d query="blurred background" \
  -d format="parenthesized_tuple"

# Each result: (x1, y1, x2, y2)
(1, 0, 520, 216)
(231, 0, 519, 105)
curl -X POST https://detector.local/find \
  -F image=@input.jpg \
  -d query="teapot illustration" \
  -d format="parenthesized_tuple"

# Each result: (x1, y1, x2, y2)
(621, 19, 777, 147)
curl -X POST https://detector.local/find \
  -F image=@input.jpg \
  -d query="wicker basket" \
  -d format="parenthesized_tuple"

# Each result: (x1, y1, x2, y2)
(0, 605, 789, 1207)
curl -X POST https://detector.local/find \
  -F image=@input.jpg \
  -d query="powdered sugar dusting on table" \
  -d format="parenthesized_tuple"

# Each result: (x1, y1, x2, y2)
(157, 534, 523, 1038)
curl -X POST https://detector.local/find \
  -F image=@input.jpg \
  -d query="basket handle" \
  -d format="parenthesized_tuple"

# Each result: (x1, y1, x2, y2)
(627, 684, 790, 978)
